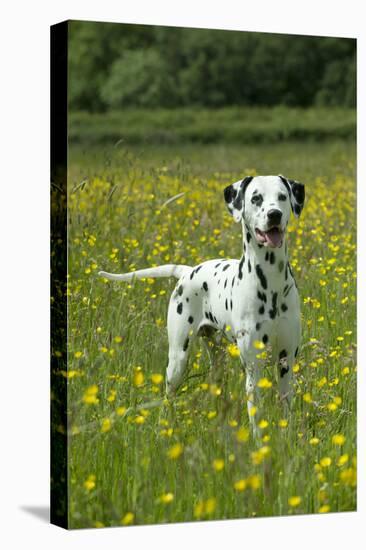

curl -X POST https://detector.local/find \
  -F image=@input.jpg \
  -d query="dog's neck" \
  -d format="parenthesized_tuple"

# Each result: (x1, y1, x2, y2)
(239, 220, 289, 288)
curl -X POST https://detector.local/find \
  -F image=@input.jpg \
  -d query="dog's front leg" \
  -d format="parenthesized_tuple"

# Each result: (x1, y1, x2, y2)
(277, 349, 295, 410)
(236, 334, 262, 437)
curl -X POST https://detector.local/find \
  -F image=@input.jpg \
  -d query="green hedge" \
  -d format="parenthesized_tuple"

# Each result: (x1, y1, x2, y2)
(69, 107, 356, 146)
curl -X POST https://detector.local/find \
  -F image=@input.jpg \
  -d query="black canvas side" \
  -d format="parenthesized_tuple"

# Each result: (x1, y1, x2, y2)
(50, 20, 68, 529)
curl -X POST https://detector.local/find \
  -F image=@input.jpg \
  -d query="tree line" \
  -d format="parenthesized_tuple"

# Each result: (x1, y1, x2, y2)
(68, 21, 356, 112)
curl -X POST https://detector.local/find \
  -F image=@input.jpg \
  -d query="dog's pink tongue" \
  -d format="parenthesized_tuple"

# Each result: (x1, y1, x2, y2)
(265, 228, 282, 247)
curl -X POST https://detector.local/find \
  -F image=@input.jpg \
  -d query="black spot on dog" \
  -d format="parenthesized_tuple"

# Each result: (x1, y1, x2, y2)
(265, 251, 269, 262)
(215, 263, 221, 268)
(190, 270, 195, 280)
(284, 283, 293, 297)
(257, 291, 267, 303)
(280, 366, 289, 378)
(225, 298, 228, 311)
(186, 297, 189, 303)
(269, 292, 278, 319)
(295, 346, 299, 357)
(224, 279, 228, 289)
(232, 276, 236, 287)
(233, 194, 243, 211)
(279, 349, 287, 360)
(238, 256, 245, 280)
(223, 264, 230, 272)
(230, 300, 233, 310)
(177, 303, 183, 314)
(178, 285, 183, 296)
(292, 182, 305, 205)
(202, 282, 208, 292)
(278, 260, 284, 273)
(270, 252, 275, 265)
(224, 185, 236, 204)
(262, 334, 268, 344)
(188, 316, 194, 324)
(281, 303, 288, 312)
(287, 262, 298, 288)
(209, 312, 214, 323)
(183, 338, 189, 351)
(255, 265, 267, 289)
(256, 322, 261, 331)
(248, 259, 251, 273)
(251, 193, 263, 207)
(214, 316, 218, 324)
(196, 265, 203, 274)
(259, 305, 265, 314)
(214, 272, 217, 277)
(246, 232, 251, 243)
(205, 312, 210, 319)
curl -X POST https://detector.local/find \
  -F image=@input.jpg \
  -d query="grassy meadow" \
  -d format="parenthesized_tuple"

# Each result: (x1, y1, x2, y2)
(64, 133, 356, 528)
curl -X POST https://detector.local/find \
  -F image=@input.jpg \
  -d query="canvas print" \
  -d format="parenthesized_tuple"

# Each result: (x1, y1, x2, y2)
(51, 20, 357, 529)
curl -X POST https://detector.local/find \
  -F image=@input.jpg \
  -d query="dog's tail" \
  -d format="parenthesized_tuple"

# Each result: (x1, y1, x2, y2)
(98, 264, 192, 282)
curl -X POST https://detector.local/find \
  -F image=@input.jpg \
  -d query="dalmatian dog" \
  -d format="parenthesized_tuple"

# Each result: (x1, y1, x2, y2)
(99, 175, 305, 431)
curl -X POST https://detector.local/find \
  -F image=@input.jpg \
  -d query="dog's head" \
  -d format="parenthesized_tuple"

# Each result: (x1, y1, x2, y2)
(224, 175, 305, 248)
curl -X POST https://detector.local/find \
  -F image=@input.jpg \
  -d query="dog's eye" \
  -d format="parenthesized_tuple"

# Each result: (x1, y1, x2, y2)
(278, 193, 287, 201)
(251, 194, 263, 206)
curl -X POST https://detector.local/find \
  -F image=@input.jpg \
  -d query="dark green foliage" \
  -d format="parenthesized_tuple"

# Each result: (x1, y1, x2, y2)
(68, 21, 356, 111)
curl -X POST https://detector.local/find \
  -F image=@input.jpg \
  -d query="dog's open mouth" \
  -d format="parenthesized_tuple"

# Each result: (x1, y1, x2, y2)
(255, 227, 284, 248)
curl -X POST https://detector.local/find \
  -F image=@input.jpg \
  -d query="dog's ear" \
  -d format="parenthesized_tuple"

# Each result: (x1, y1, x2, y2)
(224, 176, 253, 222)
(279, 175, 305, 218)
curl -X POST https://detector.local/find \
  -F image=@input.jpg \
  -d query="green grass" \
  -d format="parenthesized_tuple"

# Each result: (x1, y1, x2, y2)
(64, 140, 356, 529)
(69, 107, 356, 146)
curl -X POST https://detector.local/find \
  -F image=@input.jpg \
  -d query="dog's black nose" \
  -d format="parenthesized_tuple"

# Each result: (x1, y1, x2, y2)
(267, 209, 282, 225)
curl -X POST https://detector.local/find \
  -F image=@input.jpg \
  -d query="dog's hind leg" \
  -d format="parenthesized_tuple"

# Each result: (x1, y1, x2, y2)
(165, 296, 198, 396)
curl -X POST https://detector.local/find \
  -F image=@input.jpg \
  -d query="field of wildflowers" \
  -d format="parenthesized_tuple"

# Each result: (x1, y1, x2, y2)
(64, 140, 356, 528)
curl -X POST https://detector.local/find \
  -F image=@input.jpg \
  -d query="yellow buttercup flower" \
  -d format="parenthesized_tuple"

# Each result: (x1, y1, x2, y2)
(236, 426, 249, 443)
(247, 474, 261, 490)
(121, 512, 134, 526)
(227, 343, 240, 358)
(234, 479, 247, 492)
(337, 454, 349, 467)
(82, 384, 99, 405)
(101, 418, 112, 433)
(212, 459, 225, 472)
(253, 340, 265, 350)
(318, 505, 330, 513)
(332, 434, 346, 446)
(288, 496, 301, 507)
(84, 474, 96, 491)
(151, 373, 163, 384)
(257, 378, 272, 389)
(320, 457, 332, 468)
(159, 492, 174, 504)
(167, 443, 183, 459)
(194, 498, 216, 518)
(133, 368, 144, 387)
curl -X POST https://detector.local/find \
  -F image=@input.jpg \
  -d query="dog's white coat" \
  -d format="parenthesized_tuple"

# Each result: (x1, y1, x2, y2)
(99, 175, 305, 431)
